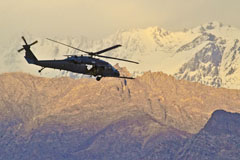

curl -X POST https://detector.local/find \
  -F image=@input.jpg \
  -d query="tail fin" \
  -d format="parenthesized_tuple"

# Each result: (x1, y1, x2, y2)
(18, 36, 38, 64)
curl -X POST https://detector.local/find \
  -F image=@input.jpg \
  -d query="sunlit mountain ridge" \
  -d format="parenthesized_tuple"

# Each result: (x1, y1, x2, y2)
(0, 71, 240, 159)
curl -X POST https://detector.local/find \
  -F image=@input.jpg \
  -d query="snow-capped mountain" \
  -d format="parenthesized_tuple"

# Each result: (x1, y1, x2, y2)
(1, 21, 240, 89)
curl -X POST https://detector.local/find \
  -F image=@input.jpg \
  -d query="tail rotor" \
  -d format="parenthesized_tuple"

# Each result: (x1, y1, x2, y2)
(18, 36, 38, 52)
(18, 36, 39, 64)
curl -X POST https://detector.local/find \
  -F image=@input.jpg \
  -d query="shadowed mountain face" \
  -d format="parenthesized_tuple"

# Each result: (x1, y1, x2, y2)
(204, 110, 240, 136)
(0, 72, 240, 159)
(176, 110, 240, 160)
(0, 114, 188, 160)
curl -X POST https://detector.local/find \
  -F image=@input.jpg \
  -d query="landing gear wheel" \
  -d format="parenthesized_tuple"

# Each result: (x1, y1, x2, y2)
(96, 76, 102, 81)
(38, 67, 45, 73)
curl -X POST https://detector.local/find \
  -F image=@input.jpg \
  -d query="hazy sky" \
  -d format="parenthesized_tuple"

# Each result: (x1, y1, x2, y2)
(1, 0, 240, 44)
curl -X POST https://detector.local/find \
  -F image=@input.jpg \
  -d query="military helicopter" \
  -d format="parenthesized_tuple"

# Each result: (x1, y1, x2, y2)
(18, 37, 139, 81)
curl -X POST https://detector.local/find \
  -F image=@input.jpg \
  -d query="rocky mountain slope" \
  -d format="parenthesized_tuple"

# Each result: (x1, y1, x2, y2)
(0, 72, 240, 159)
(176, 110, 240, 160)
(2, 22, 240, 89)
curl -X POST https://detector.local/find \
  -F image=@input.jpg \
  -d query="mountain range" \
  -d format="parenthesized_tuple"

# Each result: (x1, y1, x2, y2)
(0, 72, 240, 159)
(1, 21, 240, 89)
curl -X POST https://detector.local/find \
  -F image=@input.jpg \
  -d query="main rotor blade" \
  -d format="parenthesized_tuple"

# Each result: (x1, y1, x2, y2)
(118, 76, 135, 79)
(46, 38, 91, 54)
(93, 45, 122, 55)
(63, 55, 78, 57)
(96, 55, 139, 64)
(107, 76, 135, 79)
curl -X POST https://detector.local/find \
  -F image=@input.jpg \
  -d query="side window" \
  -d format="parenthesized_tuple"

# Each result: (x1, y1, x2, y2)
(105, 65, 112, 69)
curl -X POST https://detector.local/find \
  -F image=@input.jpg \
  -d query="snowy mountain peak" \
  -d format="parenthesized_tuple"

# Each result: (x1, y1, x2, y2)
(2, 22, 240, 89)
(202, 21, 224, 30)
(145, 26, 169, 36)
(192, 21, 224, 33)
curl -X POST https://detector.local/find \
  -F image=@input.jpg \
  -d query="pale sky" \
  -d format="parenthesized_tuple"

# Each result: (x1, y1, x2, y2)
(1, 0, 240, 45)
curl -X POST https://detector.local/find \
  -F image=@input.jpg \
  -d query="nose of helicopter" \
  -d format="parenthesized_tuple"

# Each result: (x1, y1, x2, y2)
(114, 70, 120, 77)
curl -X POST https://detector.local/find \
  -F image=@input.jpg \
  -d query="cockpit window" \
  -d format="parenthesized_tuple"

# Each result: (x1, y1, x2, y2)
(105, 64, 114, 70)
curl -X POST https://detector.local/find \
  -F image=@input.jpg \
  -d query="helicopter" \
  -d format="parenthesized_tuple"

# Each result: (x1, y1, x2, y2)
(18, 36, 139, 81)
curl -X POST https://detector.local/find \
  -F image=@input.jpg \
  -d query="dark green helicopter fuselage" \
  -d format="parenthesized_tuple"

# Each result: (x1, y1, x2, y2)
(24, 46, 119, 78)
(18, 37, 137, 81)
